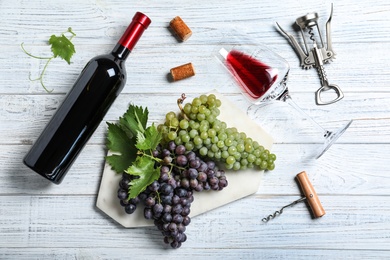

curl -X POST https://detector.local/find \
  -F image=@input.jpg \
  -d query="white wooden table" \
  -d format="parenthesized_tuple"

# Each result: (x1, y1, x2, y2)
(1, 0, 389, 259)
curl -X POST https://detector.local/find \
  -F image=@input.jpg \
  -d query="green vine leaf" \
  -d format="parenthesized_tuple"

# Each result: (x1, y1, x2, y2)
(106, 103, 163, 199)
(21, 27, 76, 92)
(126, 156, 161, 199)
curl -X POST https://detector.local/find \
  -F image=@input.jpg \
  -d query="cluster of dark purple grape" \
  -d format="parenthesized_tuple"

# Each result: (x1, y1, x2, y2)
(117, 141, 228, 249)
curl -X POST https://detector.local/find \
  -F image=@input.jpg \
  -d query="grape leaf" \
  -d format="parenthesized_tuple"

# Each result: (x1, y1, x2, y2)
(106, 122, 138, 173)
(119, 105, 149, 137)
(135, 123, 162, 151)
(49, 34, 76, 64)
(126, 156, 161, 199)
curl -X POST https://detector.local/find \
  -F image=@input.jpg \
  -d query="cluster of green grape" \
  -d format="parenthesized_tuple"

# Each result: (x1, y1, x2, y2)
(158, 94, 276, 171)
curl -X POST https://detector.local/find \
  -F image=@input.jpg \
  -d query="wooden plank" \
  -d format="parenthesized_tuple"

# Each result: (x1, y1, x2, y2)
(0, 195, 388, 251)
(0, 248, 389, 260)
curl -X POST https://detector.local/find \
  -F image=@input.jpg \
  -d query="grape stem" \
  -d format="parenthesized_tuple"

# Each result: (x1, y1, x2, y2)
(137, 150, 186, 171)
(21, 42, 54, 92)
(177, 93, 190, 121)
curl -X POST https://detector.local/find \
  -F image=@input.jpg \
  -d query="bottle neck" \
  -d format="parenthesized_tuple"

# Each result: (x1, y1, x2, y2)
(112, 12, 151, 61)
(112, 44, 131, 60)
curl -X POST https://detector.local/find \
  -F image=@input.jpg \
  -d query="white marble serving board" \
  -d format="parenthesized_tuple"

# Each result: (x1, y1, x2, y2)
(96, 92, 274, 227)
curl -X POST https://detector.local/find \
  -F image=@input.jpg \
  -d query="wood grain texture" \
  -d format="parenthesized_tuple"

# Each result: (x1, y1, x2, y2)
(0, 0, 389, 259)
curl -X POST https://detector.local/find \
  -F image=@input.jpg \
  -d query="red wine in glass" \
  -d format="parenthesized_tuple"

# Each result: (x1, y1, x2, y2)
(225, 49, 278, 100)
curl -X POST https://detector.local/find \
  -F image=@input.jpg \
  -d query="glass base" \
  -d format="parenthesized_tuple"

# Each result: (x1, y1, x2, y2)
(315, 120, 353, 159)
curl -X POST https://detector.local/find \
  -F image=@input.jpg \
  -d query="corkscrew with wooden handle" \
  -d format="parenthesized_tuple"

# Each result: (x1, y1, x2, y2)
(262, 171, 325, 222)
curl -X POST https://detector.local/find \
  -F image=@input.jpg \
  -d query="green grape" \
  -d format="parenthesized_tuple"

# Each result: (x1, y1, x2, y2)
(199, 94, 208, 104)
(221, 150, 229, 159)
(267, 162, 275, 171)
(260, 160, 268, 170)
(218, 132, 227, 141)
(189, 129, 198, 138)
(236, 143, 245, 153)
(233, 151, 241, 160)
(197, 113, 206, 121)
(165, 111, 176, 122)
(217, 140, 225, 148)
(174, 136, 182, 145)
(206, 114, 216, 123)
(203, 108, 211, 117)
(192, 97, 202, 107)
(207, 94, 216, 104)
(207, 128, 216, 138)
(207, 150, 215, 158)
(158, 124, 169, 134)
(193, 136, 202, 146)
(255, 158, 262, 166)
(211, 136, 219, 144)
(183, 103, 192, 115)
(199, 147, 208, 156)
(241, 158, 248, 166)
(191, 105, 199, 114)
(203, 137, 211, 146)
(211, 144, 219, 153)
(199, 124, 209, 133)
(179, 119, 189, 129)
(200, 131, 208, 140)
(198, 105, 207, 114)
(253, 148, 261, 158)
(225, 163, 233, 170)
(214, 151, 222, 160)
(247, 154, 256, 163)
(189, 113, 197, 120)
(226, 155, 236, 165)
(233, 162, 241, 171)
(170, 117, 179, 128)
(260, 152, 268, 161)
(228, 146, 237, 155)
(245, 143, 253, 153)
(181, 133, 190, 143)
(224, 138, 233, 147)
(167, 131, 177, 141)
(185, 141, 194, 151)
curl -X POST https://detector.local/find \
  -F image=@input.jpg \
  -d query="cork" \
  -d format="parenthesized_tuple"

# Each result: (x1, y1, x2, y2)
(169, 16, 192, 41)
(296, 171, 326, 218)
(170, 63, 195, 81)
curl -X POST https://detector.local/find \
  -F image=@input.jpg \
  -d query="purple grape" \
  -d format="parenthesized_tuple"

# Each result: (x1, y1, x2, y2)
(125, 204, 137, 214)
(117, 189, 128, 200)
(175, 144, 186, 155)
(188, 168, 198, 179)
(176, 155, 188, 166)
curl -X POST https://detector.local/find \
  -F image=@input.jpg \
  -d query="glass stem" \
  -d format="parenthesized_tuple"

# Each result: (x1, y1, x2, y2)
(279, 91, 331, 138)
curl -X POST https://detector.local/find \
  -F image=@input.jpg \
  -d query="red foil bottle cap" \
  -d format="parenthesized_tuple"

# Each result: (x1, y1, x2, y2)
(118, 12, 151, 51)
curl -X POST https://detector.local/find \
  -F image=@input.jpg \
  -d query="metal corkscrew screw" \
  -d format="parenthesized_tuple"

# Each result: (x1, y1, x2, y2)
(262, 171, 325, 222)
(276, 4, 344, 105)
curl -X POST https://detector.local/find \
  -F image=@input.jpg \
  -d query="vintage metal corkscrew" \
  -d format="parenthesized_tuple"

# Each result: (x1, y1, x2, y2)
(262, 171, 325, 222)
(276, 4, 343, 105)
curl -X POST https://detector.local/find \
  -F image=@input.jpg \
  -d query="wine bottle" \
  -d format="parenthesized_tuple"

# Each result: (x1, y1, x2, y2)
(24, 12, 151, 184)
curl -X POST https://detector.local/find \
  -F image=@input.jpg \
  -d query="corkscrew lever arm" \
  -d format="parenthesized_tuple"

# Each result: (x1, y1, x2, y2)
(326, 3, 335, 56)
(276, 22, 308, 68)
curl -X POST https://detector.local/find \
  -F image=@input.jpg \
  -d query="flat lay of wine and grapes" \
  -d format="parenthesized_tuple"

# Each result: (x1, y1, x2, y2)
(0, 0, 389, 259)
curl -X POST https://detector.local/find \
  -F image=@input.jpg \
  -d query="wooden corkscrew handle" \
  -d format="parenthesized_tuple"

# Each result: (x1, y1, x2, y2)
(296, 171, 326, 218)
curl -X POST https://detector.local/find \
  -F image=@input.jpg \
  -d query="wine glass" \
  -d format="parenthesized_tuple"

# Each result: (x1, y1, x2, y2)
(216, 40, 352, 159)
